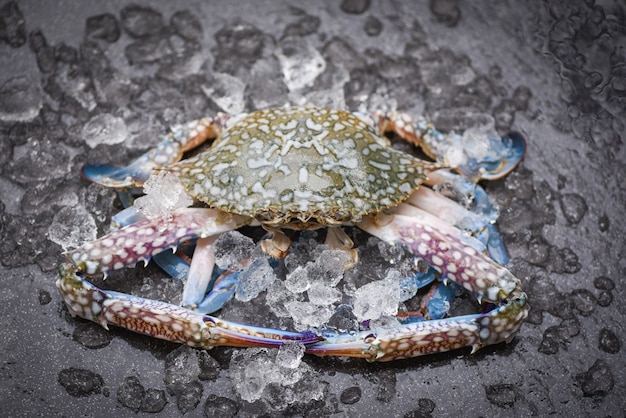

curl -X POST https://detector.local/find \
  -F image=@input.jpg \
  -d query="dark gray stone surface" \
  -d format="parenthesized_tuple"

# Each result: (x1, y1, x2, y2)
(0, 0, 624, 416)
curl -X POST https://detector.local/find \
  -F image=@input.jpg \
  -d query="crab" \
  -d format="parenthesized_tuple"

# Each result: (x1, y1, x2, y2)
(57, 106, 528, 362)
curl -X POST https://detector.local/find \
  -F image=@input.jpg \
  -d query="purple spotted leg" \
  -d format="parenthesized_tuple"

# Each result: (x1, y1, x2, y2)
(56, 208, 323, 349)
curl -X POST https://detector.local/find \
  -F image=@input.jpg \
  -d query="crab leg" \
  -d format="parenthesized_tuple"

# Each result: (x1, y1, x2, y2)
(182, 236, 218, 309)
(305, 209, 527, 361)
(82, 116, 226, 188)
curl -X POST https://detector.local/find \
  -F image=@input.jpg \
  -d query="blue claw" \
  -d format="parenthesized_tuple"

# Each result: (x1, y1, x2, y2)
(82, 155, 155, 188)
(477, 224, 509, 265)
(152, 250, 191, 282)
(425, 280, 458, 320)
(458, 131, 526, 181)
(472, 185, 498, 223)
(397, 277, 458, 324)
(471, 185, 510, 264)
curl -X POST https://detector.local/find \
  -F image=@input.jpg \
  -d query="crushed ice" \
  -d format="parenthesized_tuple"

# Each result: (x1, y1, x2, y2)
(352, 273, 402, 322)
(201, 72, 246, 114)
(235, 257, 276, 302)
(230, 344, 325, 408)
(134, 171, 193, 222)
(214, 231, 256, 271)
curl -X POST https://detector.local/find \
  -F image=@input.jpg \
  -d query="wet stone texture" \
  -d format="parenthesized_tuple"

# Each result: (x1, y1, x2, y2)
(0, 0, 624, 417)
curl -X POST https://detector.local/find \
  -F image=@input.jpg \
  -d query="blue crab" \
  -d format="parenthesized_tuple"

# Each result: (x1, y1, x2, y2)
(57, 106, 528, 362)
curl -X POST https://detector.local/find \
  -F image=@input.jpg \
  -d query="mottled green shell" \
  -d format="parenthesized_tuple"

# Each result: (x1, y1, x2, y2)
(173, 107, 430, 228)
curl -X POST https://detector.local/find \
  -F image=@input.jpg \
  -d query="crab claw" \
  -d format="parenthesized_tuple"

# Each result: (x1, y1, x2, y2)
(307, 293, 527, 361)
(455, 131, 526, 181)
(57, 264, 322, 349)
(82, 160, 155, 188)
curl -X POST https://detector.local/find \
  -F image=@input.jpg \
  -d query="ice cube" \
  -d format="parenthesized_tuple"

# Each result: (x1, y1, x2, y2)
(275, 37, 326, 92)
(134, 171, 193, 222)
(82, 113, 129, 148)
(229, 349, 272, 403)
(276, 342, 305, 369)
(235, 257, 276, 302)
(0, 76, 42, 122)
(285, 248, 350, 294)
(265, 279, 299, 318)
(285, 265, 312, 293)
(286, 301, 334, 330)
(47, 205, 98, 251)
(307, 282, 342, 305)
(352, 276, 402, 322)
(230, 346, 325, 409)
(201, 72, 246, 114)
(214, 231, 256, 271)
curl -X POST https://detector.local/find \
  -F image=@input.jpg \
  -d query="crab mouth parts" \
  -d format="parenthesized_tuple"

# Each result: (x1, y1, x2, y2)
(253, 208, 360, 229)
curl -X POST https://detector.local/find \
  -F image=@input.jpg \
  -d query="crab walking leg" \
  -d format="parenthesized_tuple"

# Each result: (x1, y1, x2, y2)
(82, 116, 226, 188)
(405, 187, 491, 237)
(182, 236, 218, 309)
(57, 265, 322, 349)
(405, 186, 510, 264)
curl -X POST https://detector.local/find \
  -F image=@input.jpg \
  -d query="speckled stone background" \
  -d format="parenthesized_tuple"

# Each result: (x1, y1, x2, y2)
(0, 0, 624, 417)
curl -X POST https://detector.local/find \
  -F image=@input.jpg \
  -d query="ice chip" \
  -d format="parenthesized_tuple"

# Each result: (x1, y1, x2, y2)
(285, 265, 312, 293)
(286, 301, 334, 330)
(134, 171, 193, 222)
(82, 113, 128, 148)
(307, 282, 342, 305)
(265, 280, 299, 318)
(201, 72, 246, 114)
(352, 276, 402, 322)
(229, 349, 272, 403)
(0, 76, 42, 122)
(275, 37, 326, 91)
(462, 122, 499, 162)
(285, 248, 350, 294)
(235, 257, 276, 302)
(230, 346, 324, 409)
(276, 342, 306, 369)
(214, 231, 256, 271)
(48, 205, 98, 251)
